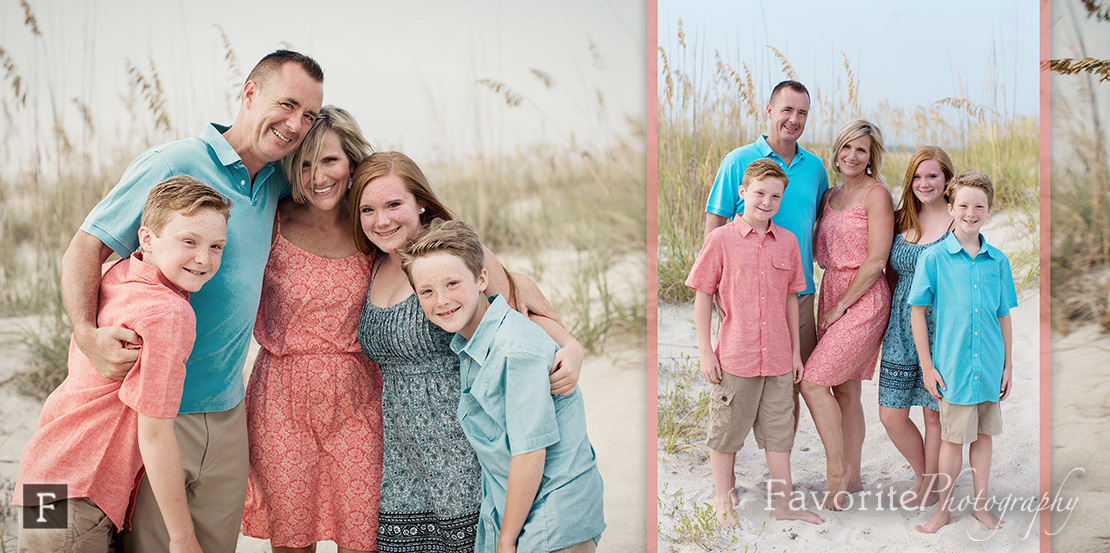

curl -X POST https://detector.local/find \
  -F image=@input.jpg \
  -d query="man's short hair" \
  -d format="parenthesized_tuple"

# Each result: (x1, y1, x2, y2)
(946, 170, 996, 209)
(769, 80, 809, 104)
(141, 176, 233, 235)
(245, 49, 324, 88)
(399, 218, 486, 287)
(741, 158, 789, 191)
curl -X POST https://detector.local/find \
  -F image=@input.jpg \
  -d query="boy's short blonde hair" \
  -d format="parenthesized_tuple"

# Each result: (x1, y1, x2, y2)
(141, 176, 233, 235)
(399, 218, 486, 286)
(741, 158, 789, 190)
(946, 170, 995, 209)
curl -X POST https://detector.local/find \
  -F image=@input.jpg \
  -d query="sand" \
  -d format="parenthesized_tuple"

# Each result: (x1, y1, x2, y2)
(1047, 324, 1110, 552)
(656, 211, 1042, 553)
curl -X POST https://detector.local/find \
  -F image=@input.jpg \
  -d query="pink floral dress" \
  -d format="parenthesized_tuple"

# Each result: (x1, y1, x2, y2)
(242, 219, 384, 551)
(803, 184, 892, 386)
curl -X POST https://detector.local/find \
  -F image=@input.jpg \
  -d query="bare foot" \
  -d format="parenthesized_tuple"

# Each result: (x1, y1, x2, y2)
(729, 486, 740, 507)
(915, 511, 952, 534)
(822, 469, 852, 510)
(776, 505, 825, 525)
(714, 500, 740, 529)
(901, 480, 939, 509)
(973, 509, 1004, 530)
(847, 475, 864, 493)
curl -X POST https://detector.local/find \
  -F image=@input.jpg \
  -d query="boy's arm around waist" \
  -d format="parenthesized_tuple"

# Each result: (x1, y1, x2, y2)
(137, 415, 203, 553)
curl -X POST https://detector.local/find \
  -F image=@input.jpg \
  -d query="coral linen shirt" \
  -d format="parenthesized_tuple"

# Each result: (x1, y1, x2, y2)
(14, 253, 194, 529)
(685, 218, 806, 377)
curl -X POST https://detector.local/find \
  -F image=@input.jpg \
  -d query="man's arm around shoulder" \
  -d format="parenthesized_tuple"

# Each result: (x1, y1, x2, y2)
(62, 231, 141, 379)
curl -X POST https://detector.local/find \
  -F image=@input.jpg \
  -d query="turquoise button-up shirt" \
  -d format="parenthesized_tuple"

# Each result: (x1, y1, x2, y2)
(450, 295, 605, 552)
(907, 233, 1019, 405)
(705, 135, 829, 295)
(81, 123, 288, 413)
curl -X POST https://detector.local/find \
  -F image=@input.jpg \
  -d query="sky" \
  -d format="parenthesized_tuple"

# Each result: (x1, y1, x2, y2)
(657, 0, 1039, 125)
(0, 0, 645, 177)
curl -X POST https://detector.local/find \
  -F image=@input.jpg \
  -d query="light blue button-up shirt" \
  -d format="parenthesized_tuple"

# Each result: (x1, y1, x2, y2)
(450, 295, 605, 552)
(907, 233, 1019, 405)
(81, 123, 287, 413)
(704, 135, 829, 295)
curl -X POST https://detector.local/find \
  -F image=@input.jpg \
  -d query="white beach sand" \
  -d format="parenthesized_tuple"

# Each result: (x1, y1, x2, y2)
(657, 288, 1040, 552)
(656, 214, 1041, 552)
(1047, 324, 1110, 552)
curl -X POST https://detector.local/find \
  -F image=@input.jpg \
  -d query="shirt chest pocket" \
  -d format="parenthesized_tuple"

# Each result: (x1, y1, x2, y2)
(772, 257, 791, 271)
(458, 393, 504, 446)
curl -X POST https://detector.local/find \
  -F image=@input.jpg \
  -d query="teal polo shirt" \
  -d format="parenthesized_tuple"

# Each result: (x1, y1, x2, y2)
(450, 295, 605, 553)
(704, 135, 829, 295)
(81, 123, 288, 413)
(907, 233, 1019, 405)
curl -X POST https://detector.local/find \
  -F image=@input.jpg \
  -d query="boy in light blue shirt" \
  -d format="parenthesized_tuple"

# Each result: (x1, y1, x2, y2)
(907, 170, 1018, 534)
(399, 219, 605, 553)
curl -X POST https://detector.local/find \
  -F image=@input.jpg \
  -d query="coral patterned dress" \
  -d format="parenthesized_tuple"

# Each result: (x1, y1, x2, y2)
(242, 218, 384, 551)
(803, 184, 892, 386)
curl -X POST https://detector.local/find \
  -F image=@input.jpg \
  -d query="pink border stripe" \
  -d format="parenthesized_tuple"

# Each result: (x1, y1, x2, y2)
(1038, 0, 1051, 550)
(646, 0, 659, 550)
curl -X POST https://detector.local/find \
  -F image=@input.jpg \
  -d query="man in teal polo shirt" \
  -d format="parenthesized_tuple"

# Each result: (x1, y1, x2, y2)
(704, 80, 829, 363)
(59, 50, 324, 553)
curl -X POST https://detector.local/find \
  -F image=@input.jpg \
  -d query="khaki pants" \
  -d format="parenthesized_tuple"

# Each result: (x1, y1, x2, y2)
(554, 538, 598, 553)
(119, 401, 249, 553)
(18, 498, 113, 553)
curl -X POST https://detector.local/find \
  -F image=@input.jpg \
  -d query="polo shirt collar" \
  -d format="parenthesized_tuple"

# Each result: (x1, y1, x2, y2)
(755, 134, 804, 163)
(202, 123, 245, 169)
(731, 216, 780, 239)
(943, 232, 1000, 259)
(450, 294, 511, 365)
(126, 252, 189, 301)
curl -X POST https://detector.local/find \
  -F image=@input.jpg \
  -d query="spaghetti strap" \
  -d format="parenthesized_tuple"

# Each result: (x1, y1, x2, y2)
(369, 254, 386, 287)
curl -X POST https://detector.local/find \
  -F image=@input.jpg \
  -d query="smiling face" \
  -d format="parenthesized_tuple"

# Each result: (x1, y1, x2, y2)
(411, 252, 488, 339)
(911, 159, 947, 206)
(242, 63, 324, 169)
(766, 88, 809, 146)
(358, 173, 424, 254)
(948, 185, 992, 239)
(739, 176, 786, 229)
(139, 208, 227, 293)
(837, 134, 872, 179)
(299, 130, 351, 211)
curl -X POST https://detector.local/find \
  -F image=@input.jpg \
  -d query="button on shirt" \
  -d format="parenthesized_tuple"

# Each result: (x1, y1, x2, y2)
(685, 219, 806, 377)
(80, 123, 288, 413)
(907, 233, 1018, 405)
(704, 135, 829, 295)
(450, 295, 605, 553)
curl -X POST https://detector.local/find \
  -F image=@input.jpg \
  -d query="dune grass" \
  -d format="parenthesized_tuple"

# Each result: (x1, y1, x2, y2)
(657, 18, 1039, 304)
(0, 4, 646, 404)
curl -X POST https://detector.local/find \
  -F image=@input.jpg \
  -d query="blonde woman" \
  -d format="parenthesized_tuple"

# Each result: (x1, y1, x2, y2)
(800, 119, 894, 510)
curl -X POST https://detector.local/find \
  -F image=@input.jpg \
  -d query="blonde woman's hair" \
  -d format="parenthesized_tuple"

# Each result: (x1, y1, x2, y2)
(831, 118, 886, 178)
(281, 105, 374, 203)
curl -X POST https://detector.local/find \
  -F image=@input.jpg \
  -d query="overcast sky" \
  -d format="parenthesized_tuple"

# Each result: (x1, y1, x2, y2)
(0, 0, 645, 176)
(658, 0, 1038, 123)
